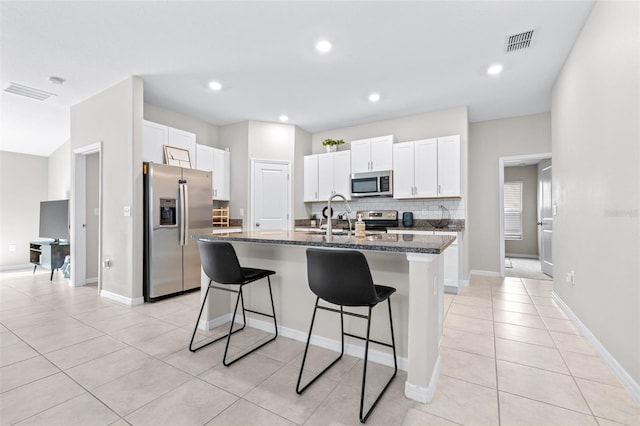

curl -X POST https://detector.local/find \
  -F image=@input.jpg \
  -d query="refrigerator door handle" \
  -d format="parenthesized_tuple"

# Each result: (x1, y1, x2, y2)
(179, 182, 187, 246)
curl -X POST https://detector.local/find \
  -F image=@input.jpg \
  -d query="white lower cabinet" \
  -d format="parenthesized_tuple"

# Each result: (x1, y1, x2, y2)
(387, 229, 462, 294)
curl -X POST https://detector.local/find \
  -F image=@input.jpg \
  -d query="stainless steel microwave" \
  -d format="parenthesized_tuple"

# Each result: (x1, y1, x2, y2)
(350, 170, 393, 197)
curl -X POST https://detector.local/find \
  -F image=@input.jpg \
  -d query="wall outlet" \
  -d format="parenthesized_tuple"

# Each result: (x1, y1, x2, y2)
(239, 208, 244, 217)
(123, 206, 131, 216)
(565, 270, 575, 286)
(8, 244, 16, 252)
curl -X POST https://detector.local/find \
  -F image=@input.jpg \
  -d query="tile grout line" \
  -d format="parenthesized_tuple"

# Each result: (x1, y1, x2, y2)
(526, 279, 600, 423)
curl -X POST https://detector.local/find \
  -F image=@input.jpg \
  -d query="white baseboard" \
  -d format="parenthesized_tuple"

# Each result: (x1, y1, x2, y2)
(0, 264, 32, 271)
(199, 311, 409, 372)
(404, 355, 441, 404)
(469, 269, 501, 277)
(505, 253, 539, 259)
(100, 290, 144, 306)
(552, 292, 640, 404)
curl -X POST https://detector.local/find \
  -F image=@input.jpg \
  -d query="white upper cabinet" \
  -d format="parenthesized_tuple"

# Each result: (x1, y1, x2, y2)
(303, 154, 319, 202)
(393, 135, 460, 199)
(143, 120, 168, 164)
(414, 139, 438, 197)
(392, 142, 416, 199)
(309, 151, 351, 202)
(333, 150, 352, 198)
(142, 120, 196, 167)
(437, 135, 461, 197)
(195, 144, 230, 201)
(350, 135, 393, 173)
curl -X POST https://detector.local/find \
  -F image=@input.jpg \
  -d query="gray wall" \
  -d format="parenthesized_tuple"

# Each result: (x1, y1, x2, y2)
(70, 76, 144, 299)
(552, 0, 639, 385)
(144, 103, 221, 148)
(0, 152, 48, 268)
(504, 165, 539, 258)
(468, 113, 551, 273)
(85, 152, 99, 281)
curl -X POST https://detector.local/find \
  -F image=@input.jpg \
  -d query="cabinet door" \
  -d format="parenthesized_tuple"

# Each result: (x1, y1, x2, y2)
(317, 153, 335, 201)
(304, 155, 319, 202)
(168, 127, 197, 168)
(392, 142, 415, 199)
(350, 139, 371, 173)
(370, 135, 394, 171)
(195, 144, 213, 171)
(143, 121, 168, 163)
(437, 135, 461, 197)
(414, 138, 438, 198)
(212, 148, 230, 200)
(333, 151, 351, 200)
(434, 231, 459, 291)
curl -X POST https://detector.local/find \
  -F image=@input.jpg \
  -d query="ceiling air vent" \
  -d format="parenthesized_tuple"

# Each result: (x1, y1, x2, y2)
(505, 29, 535, 53)
(4, 82, 56, 101)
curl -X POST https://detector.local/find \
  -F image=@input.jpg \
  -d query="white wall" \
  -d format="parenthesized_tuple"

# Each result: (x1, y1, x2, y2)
(552, 0, 639, 385)
(144, 103, 221, 148)
(220, 121, 249, 222)
(294, 126, 312, 219)
(0, 152, 48, 268)
(504, 165, 539, 258)
(48, 140, 71, 199)
(468, 113, 551, 273)
(70, 76, 144, 300)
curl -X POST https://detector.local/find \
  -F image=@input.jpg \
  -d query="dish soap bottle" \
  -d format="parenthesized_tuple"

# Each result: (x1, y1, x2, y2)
(355, 214, 366, 238)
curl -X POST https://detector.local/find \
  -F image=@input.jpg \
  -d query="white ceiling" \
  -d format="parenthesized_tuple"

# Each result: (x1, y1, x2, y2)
(1, 1, 595, 157)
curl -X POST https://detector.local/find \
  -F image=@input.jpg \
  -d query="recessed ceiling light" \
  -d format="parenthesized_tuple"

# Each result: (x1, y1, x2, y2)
(368, 93, 381, 103)
(208, 81, 222, 91)
(48, 76, 65, 85)
(315, 40, 332, 53)
(279, 115, 289, 122)
(487, 64, 504, 76)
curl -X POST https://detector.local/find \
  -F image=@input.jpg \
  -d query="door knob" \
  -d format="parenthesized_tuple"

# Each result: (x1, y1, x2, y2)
(537, 222, 543, 225)
(256, 223, 260, 227)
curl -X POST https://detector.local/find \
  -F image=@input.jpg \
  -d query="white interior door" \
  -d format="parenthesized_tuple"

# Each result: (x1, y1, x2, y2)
(539, 160, 553, 277)
(253, 161, 290, 230)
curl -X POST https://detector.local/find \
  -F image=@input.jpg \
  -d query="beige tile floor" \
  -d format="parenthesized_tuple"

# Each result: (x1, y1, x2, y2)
(1, 269, 639, 425)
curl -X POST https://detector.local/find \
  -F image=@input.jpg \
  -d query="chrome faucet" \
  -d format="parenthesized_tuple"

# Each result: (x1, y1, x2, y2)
(326, 193, 353, 237)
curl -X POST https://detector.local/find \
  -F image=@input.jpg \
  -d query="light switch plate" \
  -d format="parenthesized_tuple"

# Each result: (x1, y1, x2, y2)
(123, 206, 131, 216)
(552, 204, 557, 216)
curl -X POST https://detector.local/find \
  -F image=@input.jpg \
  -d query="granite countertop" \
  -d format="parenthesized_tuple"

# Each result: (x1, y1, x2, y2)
(192, 230, 455, 254)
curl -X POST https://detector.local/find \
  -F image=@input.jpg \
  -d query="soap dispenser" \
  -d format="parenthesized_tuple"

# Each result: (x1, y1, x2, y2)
(355, 214, 366, 238)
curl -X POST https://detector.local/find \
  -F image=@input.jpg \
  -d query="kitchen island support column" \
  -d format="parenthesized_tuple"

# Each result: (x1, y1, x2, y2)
(404, 252, 444, 403)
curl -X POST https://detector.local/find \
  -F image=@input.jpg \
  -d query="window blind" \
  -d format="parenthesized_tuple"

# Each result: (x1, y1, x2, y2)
(504, 181, 523, 240)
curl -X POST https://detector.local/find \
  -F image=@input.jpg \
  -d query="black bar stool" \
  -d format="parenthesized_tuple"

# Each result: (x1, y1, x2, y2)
(296, 248, 398, 423)
(189, 240, 278, 366)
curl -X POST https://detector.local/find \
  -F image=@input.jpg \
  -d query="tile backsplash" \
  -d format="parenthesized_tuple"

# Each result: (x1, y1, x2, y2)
(310, 197, 465, 220)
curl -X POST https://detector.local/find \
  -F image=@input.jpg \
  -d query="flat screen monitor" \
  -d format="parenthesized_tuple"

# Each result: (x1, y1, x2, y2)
(39, 199, 69, 242)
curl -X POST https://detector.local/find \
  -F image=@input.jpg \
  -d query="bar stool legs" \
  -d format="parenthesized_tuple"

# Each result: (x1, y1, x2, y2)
(296, 297, 397, 423)
(189, 276, 278, 367)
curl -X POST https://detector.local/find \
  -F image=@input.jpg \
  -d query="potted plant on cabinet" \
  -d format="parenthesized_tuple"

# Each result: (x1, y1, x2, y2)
(310, 213, 317, 228)
(322, 138, 345, 153)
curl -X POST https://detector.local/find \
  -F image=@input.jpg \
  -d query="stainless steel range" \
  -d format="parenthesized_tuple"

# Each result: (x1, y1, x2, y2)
(356, 210, 399, 232)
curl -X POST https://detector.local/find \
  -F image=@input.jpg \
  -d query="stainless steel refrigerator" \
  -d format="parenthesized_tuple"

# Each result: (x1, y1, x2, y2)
(143, 162, 212, 302)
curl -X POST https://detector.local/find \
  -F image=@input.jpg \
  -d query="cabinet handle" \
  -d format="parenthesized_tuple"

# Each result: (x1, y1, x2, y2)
(438, 184, 442, 194)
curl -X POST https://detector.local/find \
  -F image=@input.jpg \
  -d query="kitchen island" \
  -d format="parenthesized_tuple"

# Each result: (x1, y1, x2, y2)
(192, 229, 455, 404)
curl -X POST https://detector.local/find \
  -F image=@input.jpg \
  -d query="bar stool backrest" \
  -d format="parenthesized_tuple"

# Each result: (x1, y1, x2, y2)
(197, 240, 244, 284)
(306, 248, 378, 307)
